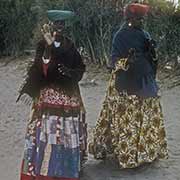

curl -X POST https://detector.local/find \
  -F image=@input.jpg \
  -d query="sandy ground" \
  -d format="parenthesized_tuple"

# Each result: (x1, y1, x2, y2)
(0, 58, 180, 180)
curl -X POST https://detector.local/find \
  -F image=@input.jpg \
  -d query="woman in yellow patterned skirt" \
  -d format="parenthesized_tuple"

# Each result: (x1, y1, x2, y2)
(89, 3, 168, 169)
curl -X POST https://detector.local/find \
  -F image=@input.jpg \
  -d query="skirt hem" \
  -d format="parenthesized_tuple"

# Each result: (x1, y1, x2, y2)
(21, 173, 79, 180)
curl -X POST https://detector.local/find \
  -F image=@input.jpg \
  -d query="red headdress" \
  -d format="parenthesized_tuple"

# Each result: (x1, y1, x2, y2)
(124, 3, 150, 19)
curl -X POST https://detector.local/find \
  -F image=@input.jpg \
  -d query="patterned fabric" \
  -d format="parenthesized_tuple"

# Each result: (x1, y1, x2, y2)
(89, 73, 168, 169)
(36, 87, 80, 110)
(21, 87, 87, 180)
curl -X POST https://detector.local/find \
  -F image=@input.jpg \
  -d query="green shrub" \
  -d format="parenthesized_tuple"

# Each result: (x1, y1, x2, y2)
(0, 0, 179, 65)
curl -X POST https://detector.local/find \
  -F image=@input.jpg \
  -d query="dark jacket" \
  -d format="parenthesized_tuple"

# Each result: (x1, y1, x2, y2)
(18, 36, 85, 100)
(111, 23, 155, 93)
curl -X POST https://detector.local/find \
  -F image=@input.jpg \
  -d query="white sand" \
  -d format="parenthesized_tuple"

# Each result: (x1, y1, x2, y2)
(0, 59, 180, 180)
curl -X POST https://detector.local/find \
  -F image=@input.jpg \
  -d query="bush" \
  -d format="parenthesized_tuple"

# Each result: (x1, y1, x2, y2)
(0, 0, 38, 56)
(0, 0, 179, 66)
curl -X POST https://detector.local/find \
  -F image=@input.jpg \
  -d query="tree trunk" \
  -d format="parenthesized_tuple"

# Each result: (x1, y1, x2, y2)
(87, 36, 96, 63)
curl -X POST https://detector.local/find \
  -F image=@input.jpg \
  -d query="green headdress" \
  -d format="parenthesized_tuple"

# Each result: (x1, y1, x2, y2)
(47, 10, 75, 22)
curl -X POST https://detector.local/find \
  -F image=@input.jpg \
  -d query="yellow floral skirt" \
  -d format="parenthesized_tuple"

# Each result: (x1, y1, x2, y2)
(89, 73, 168, 169)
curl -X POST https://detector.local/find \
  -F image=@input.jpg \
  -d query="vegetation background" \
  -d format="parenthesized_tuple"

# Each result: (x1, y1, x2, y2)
(0, 0, 180, 66)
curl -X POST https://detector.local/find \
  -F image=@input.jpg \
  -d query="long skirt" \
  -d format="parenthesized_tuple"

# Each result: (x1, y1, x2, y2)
(89, 73, 168, 169)
(20, 86, 87, 180)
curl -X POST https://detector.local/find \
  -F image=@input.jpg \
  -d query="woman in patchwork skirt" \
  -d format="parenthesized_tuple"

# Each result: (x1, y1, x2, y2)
(89, 3, 168, 169)
(17, 10, 87, 180)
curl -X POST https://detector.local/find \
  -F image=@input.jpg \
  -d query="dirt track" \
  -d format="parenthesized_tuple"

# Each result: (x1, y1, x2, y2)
(0, 58, 180, 180)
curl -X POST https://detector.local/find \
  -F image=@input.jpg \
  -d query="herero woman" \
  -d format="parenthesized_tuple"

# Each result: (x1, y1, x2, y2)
(17, 10, 87, 180)
(89, 3, 168, 168)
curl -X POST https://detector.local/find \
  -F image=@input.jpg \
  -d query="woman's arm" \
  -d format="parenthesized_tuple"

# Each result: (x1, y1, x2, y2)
(16, 41, 45, 102)
(57, 46, 86, 83)
(70, 48, 86, 82)
(111, 31, 125, 69)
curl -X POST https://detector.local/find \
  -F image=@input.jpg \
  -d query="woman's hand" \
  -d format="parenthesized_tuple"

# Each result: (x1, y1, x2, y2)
(58, 64, 71, 77)
(41, 24, 54, 45)
(115, 58, 129, 72)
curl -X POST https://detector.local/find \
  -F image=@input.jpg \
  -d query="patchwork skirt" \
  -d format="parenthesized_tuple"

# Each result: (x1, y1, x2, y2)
(89, 73, 168, 169)
(20, 86, 87, 180)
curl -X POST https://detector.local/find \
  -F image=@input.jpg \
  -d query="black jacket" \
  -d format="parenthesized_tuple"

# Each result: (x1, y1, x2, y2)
(17, 36, 85, 100)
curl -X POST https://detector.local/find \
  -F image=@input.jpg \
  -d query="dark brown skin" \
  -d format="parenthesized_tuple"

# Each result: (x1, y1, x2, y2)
(127, 17, 145, 29)
(51, 20, 65, 35)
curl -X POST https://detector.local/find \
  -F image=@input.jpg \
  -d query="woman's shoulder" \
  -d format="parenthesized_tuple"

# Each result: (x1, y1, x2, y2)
(62, 36, 76, 52)
(113, 28, 126, 43)
(36, 39, 47, 47)
(142, 30, 152, 40)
